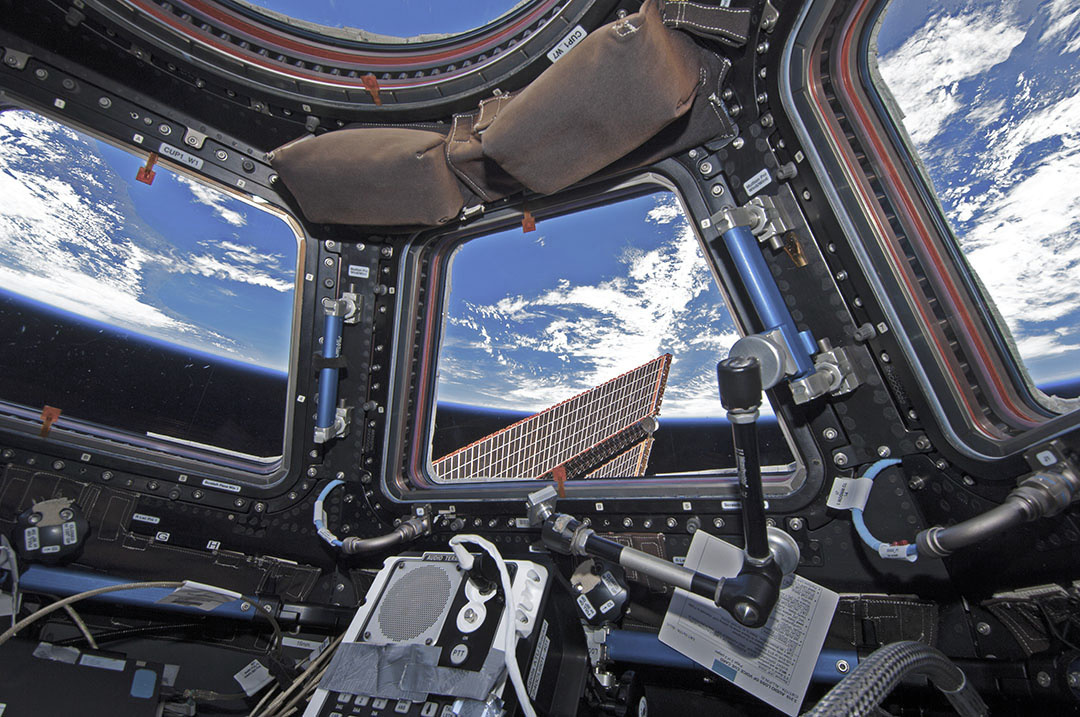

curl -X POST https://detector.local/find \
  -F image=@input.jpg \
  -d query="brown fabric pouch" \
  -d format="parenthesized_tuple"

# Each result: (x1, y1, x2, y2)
(481, 0, 703, 195)
(445, 93, 523, 204)
(271, 128, 465, 226)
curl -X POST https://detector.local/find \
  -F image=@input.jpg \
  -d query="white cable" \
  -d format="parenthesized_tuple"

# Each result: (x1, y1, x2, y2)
(0, 536, 18, 630)
(448, 534, 537, 717)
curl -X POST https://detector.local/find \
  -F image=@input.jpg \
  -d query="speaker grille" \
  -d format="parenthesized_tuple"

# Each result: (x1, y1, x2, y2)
(377, 565, 454, 642)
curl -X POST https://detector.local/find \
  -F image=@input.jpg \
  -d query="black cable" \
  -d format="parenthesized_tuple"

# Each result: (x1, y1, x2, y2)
(53, 621, 204, 647)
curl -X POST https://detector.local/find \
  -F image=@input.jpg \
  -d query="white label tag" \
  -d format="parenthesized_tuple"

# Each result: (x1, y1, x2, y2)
(601, 571, 624, 596)
(526, 620, 550, 700)
(877, 544, 917, 562)
(576, 594, 597, 619)
(23, 526, 40, 551)
(826, 476, 875, 511)
(131, 513, 160, 524)
(660, 532, 839, 717)
(42, 545, 60, 554)
(79, 653, 127, 671)
(233, 659, 274, 696)
(62, 521, 78, 546)
(547, 25, 587, 63)
(744, 168, 772, 197)
(159, 142, 204, 170)
(600, 599, 616, 614)
(348, 264, 370, 279)
(201, 478, 241, 493)
(157, 581, 243, 611)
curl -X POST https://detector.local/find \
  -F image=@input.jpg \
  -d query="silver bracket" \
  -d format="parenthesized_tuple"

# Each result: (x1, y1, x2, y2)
(313, 404, 352, 444)
(789, 340, 861, 404)
(460, 204, 485, 222)
(2, 49, 31, 71)
(182, 127, 207, 150)
(322, 293, 361, 324)
(712, 195, 796, 251)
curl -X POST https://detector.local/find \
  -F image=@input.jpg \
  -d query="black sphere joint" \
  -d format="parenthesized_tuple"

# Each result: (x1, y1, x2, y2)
(717, 356, 763, 413)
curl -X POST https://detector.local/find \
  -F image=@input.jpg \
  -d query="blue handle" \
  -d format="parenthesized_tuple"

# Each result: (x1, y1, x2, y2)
(721, 225, 816, 377)
(316, 313, 344, 430)
(19, 565, 255, 620)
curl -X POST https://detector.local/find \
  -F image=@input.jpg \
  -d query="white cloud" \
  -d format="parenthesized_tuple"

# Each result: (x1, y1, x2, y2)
(175, 174, 247, 227)
(879, 7, 1026, 146)
(1042, 0, 1080, 54)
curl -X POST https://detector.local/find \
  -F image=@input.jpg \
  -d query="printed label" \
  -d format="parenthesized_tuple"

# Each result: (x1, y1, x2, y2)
(744, 168, 773, 197)
(547, 25, 587, 63)
(601, 571, 624, 596)
(202, 478, 241, 493)
(877, 544, 917, 562)
(157, 581, 242, 611)
(62, 521, 78, 545)
(576, 594, 597, 619)
(526, 619, 551, 700)
(233, 659, 273, 696)
(826, 477, 874, 511)
(159, 142, 204, 170)
(131, 513, 160, 525)
(600, 599, 616, 614)
(23, 526, 40, 551)
(42, 546, 60, 554)
(79, 653, 126, 671)
(348, 264, 370, 279)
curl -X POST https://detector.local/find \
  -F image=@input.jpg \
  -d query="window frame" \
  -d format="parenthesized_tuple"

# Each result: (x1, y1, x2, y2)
(381, 165, 824, 508)
(0, 101, 308, 487)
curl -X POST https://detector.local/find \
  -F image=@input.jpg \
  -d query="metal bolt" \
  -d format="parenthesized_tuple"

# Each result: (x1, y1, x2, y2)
(802, 189, 812, 200)
(380, 246, 393, 258)
(622, 517, 634, 528)
(309, 449, 319, 458)
(836, 659, 850, 674)
(1036, 671, 1052, 688)
(732, 137, 745, 150)
(833, 452, 849, 467)
(976, 622, 991, 636)
(52, 460, 65, 470)
(101, 470, 113, 481)
(822, 427, 839, 441)
(215, 149, 228, 161)
(254, 502, 265, 513)
(908, 409, 919, 420)
(788, 517, 804, 532)
(307, 466, 318, 477)
(711, 184, 724, 196)
(756, 92, 768, 105)
(765, 517, 777, 528)
(688, 149, 699, 159)
(234, 497, 245, 508)
(761, 113, 774, 128)
(908, 476, 926, 491)
(713, 517, 726, 529)
(666, 517, 678, 529)
(288, 491, 298, 500)
(158, 123, 171, 135)
(1, 449, 12, 459)
(935, 459, 948, 470)
(240, 602, 251, 611)
(323, 278, 334, 289)
(877, 446, 891, 458)
(963, 476, 976, 486)
(729, 104, 741, 117)
(148, 480, 159, 490)
(323, 257, 334, 267)
(1067, 672, 1080, 688)
(915, 436, 931, 451)
(686, 517, 701, 534)
(192, 490, 204, 499)
(880, 352, 891, 363)
(758, 67, 767, 79)
(35, 68, 48, 79)
(721, 88, 734, 101)
(835, 270, 848, 281)
(699, 161, 713, 175)
(757, 40, 770, 54)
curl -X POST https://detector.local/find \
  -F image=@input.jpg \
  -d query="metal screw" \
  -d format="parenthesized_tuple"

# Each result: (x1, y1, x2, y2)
(761, 113, 774, 128)
(699, 161, 713, 175)
(788, 517, 805, 532)
(686, 517, 701, 534)
(234, 497, 245, 508)
(935, 459, 948, 470)
(215, 149, 228, 161)
(192, 490, 204, 499)
(147, 481, 159, 490)
(101, 470, 113, 481)
(721, 88, 734, 101)
(323, 257, 334, 267)
(802, 189, 812, 200)
(976, 622, 991, 635)
(833, 452, 849, 467)
(880, 352, 891, 363)
(1, 449, 12, 459)
(915, 436, 931, 450)
(381, 246, 393, 258)
(713, 517, 726, 529)
(288, 491, 298, 500)
(254, 502, 265, 513)
(35, 68, 48, 79)
(908, 476, 926, 491)
(757, 40, 770, 54)
(963, 476, 976, 486)
(688, 149, 699, 159)
(765, 518, 777, 528)
(732, 137, 745, 150)
(877, 446, 891, 458)
(52, 460, 65, 470)
(1036, 671, 1052, 688)
(1067, 672, 1079, 688)
(158, 123, 171, 135)
(822, 427, 838, 441)
(756, 92, 768, 105)
(711, 184, 724, 196)
(307, 466, 318, 477)
(666, 517, 678, 529)
(622, 517, 634, 528)
(758, 67, 767, 79)
(240, 602, 251, 611)
(835, 270, 848, 281)
(98, 96, 112, 109)
(729, 104, 741, 116)
(836, 659, 850, 674)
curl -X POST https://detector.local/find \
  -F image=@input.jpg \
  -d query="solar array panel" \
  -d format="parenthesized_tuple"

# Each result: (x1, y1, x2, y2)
(584, 438, 654, 479)
(433, 354, 671, 482)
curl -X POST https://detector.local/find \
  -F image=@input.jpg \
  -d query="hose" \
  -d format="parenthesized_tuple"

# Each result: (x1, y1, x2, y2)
(313, 479, 431, 555)
(803, 641, 987, 717)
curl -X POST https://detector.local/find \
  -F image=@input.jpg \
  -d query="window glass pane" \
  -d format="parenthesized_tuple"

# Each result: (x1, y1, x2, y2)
(432, 190, 794, 482)
(875, 0, 1080, 398)
(0, 109, 298, 460)
(243, 0, 530, 39)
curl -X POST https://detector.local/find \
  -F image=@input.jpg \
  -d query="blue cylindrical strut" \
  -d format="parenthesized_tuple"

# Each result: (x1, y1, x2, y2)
(604, 629, 857, 684)
(720, 225, 816, 377)
(316, 312, 344, 431)
(19, 565, 255, 620)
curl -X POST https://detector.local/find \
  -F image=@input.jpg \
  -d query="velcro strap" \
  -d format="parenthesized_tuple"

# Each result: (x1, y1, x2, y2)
(312, 354, 348, 371)
(661, 0, 753, 47)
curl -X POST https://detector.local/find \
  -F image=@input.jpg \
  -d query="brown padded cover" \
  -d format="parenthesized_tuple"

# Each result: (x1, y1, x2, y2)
(271, 128, 464, 226)
(481, 0, 703, 195)
(445, 93, 523, 203)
